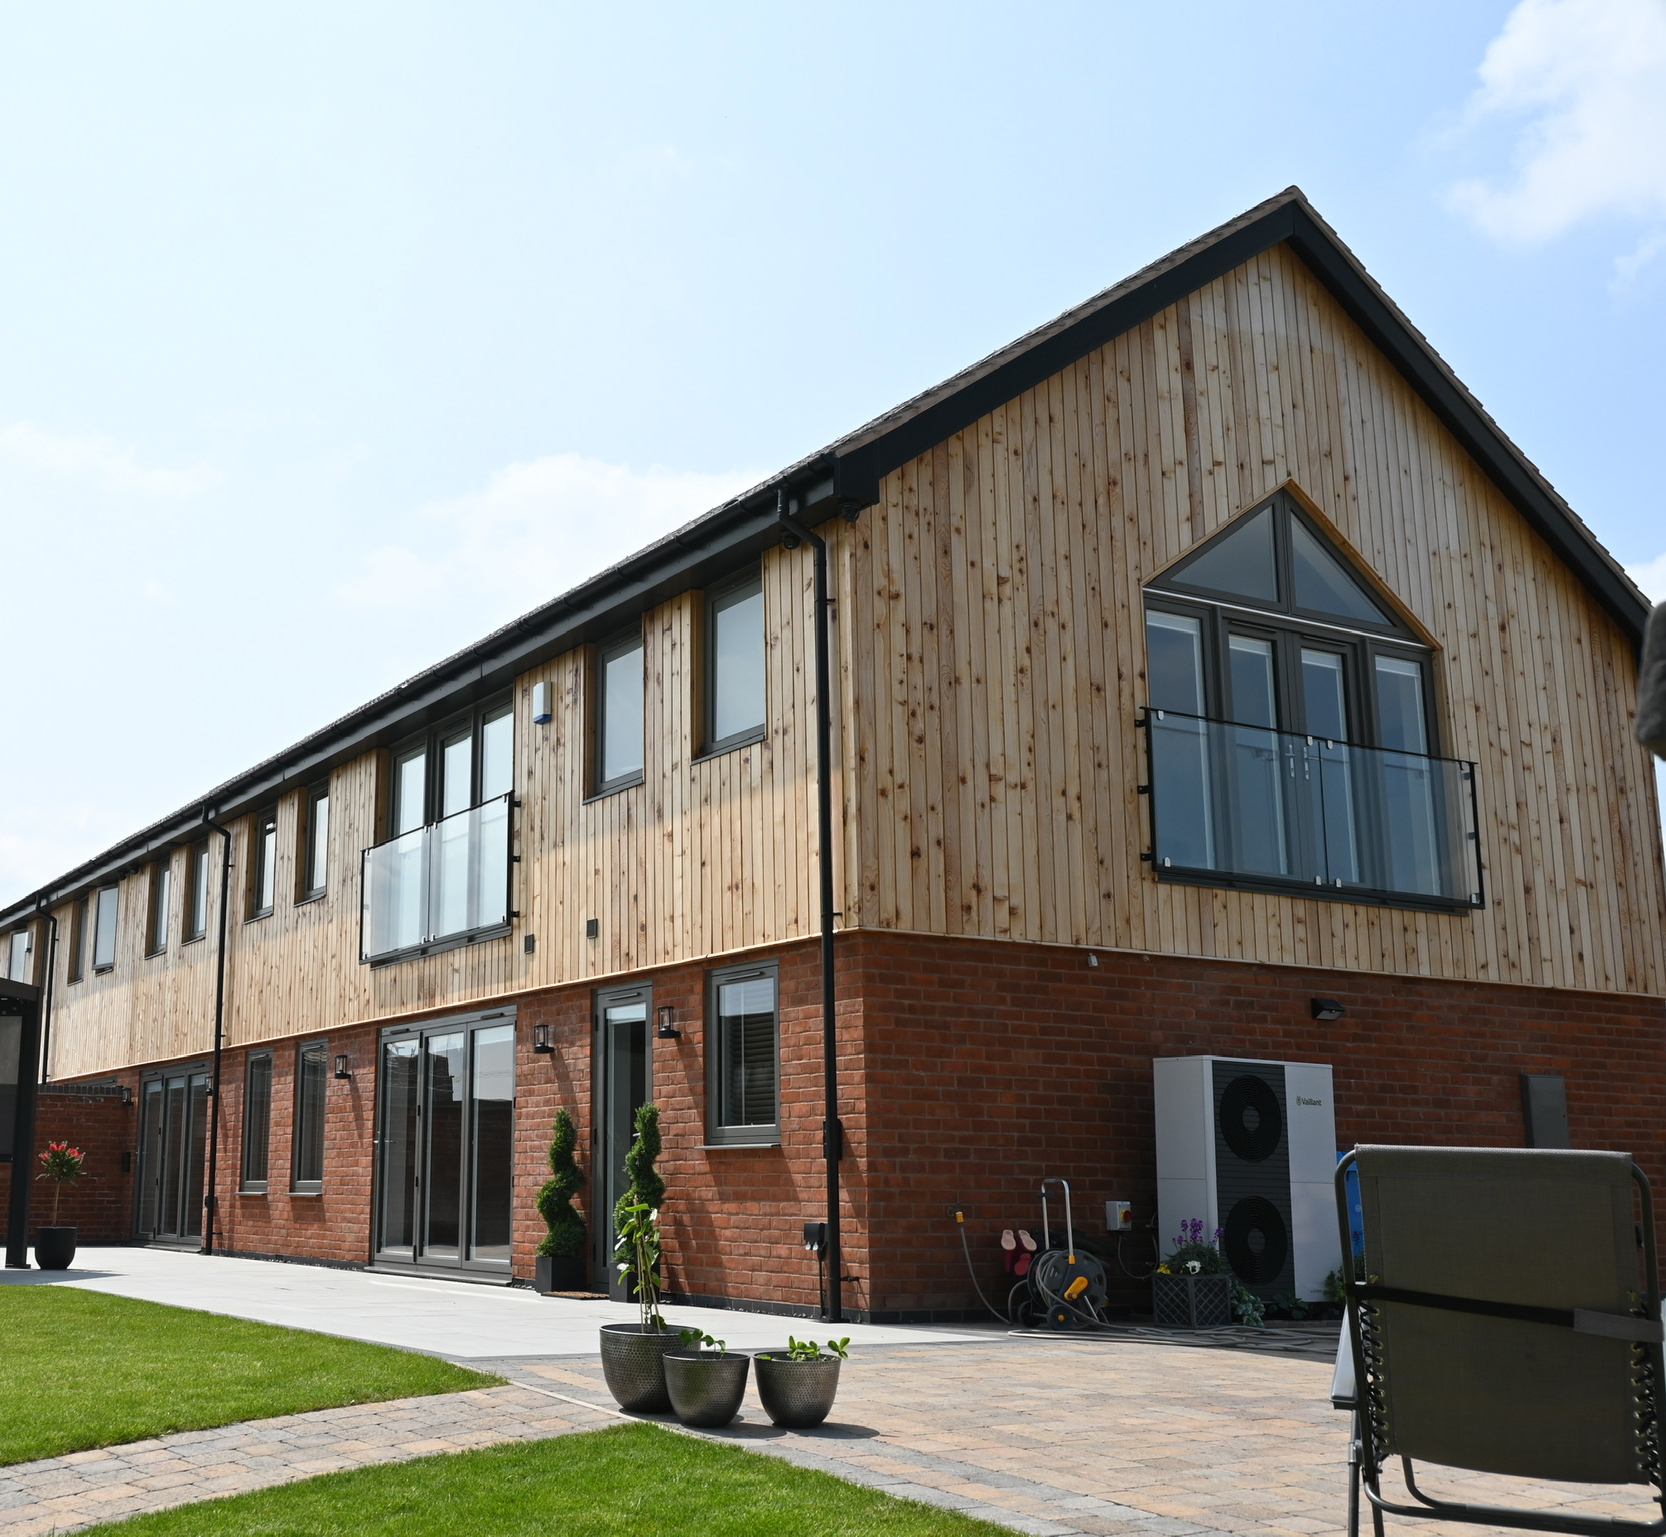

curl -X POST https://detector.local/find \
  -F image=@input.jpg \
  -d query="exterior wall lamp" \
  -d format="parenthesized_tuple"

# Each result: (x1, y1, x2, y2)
(532, 1022, 555, 1054)
(656, 1006, 681, 1040)
(1310, 998, 1346, 1022)
(333, 1053, 353, 1080)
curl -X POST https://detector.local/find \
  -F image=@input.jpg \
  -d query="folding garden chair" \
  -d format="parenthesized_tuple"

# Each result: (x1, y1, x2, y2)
(1335, 1145, 1666, 1536)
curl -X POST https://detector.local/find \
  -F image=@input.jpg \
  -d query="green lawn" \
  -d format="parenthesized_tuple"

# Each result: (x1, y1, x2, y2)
(0, 1287, 494, 1465)
(77, 1422, 1012, 1536)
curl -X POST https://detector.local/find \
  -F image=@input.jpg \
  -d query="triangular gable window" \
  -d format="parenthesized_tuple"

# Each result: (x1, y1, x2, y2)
(1153, 494, 1403, 634)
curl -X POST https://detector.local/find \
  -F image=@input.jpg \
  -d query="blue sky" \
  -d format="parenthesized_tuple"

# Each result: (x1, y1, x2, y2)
(2, 0, 1663, 899)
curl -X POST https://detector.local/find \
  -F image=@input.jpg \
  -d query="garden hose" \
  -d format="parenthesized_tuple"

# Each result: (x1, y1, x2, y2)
(953, 1210, 1015, 1325)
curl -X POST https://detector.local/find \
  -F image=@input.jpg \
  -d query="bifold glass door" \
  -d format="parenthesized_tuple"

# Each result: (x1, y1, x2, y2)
(375, 1015, 514, 1272)
(136, 1070, 209, 1241)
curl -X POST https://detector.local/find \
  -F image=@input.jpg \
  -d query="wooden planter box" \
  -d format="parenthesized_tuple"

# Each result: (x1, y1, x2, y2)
(1152, 1272, 1232, 1329)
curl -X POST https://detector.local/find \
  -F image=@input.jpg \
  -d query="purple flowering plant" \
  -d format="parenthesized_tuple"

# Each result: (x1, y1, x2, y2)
(1159, 1217, 1226, 1276)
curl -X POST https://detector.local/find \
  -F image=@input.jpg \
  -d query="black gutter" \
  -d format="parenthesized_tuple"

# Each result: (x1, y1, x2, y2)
(777, 491, 845, 1324)
(200, 814, 232, 1255)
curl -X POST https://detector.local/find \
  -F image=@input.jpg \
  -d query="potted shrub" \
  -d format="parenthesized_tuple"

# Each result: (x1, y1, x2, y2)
(33, 1141, 84, 1271)
(598, 1103, 678, 1412)
(753, 1335, 848, 1428)
(1151, 1219, 1233, 1329)
(535, 1108, 588, 1294)
(664, 1328, 750, 1428)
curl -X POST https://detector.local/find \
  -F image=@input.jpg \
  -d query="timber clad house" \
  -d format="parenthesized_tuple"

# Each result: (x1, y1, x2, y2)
(2, 188, 1663, 1320)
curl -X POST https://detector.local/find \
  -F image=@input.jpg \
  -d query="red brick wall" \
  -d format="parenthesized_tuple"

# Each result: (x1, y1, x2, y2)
(0, 1089, 136, 1242)
(36, 930, 1664, 1321)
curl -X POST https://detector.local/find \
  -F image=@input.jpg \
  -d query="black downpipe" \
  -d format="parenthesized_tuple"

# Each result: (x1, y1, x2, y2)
(37, 913, 58, 1084)
(777, 490, 843, 1323)
(201, 815, 233, 1255)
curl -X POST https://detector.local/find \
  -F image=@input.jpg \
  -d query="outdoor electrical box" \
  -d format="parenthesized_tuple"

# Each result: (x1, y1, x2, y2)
(1106, 1200, 1132, 1232)
(1153, 1055, 1340, 1302)
(532, 681, 554, 725)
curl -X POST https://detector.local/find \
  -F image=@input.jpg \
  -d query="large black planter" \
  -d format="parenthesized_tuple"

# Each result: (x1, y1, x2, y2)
(34, 1227, 77, 1271)
(599, 1324, 680, 1413)
(1151, 1272, 1232, 1329)
(535, 1254, 588, 1293)
(753, 1354, 841, 1428)
(664, 1351, 750, 1427)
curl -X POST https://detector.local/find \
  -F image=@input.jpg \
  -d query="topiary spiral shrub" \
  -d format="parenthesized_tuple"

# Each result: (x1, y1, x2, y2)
(536, 1108, 586, 1259)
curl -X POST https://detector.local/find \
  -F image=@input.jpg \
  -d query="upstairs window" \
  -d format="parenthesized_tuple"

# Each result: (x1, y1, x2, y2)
(390, 698, 514, 833)
(705, 567, 766, 754)
(4, 928, 29, 982)
(249, 812, 277, 919)
(595, 629, 645, 793)
(1142, 493, 1480, 909)
(92, 885, 119, 971)
(146, 862, 171, 955)
(185, 842, 210, 941)
(68, 897, 87, 983)
(299, 785, 330, 901)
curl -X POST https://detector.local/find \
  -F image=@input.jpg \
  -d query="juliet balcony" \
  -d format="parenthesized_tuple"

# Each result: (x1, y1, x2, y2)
(360, 793, 513, 965)
(1142, 709, 1483, 911)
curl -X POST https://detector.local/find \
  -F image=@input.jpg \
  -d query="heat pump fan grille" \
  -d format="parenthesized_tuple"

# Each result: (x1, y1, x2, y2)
(1218, 1075, 1282, 1162)
(1222, 1195, 1289, 1284)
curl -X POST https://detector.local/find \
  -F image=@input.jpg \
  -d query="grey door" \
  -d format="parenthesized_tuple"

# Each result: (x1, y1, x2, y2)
(594, 987, 651, 1302)
(374, 1011, 515, 1273)
(136, 1069, 208, 1241)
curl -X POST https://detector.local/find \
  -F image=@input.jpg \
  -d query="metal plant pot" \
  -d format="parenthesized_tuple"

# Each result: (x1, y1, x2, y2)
(1151, 1271, 1232, 1329)
(33, 1227, 77, 1271)
(599, 1324, 680, 1412)
(535, 1254, 588, 1293)
(753, 1353, 841, 1428)
(664, 1351, 750, 1428)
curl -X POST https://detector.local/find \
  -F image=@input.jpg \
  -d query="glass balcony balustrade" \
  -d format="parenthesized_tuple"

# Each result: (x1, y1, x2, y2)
(1144, 709, 1482, 907)
(361, 794, 512, 964)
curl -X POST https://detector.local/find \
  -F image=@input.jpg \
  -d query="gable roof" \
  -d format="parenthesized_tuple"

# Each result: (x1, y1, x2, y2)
(1, 186, 1649, 924)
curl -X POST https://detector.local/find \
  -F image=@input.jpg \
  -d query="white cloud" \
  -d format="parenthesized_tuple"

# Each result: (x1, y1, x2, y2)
(1628, 549, 1666, 603)
(0, 420, 219, 497)
(335, 452, 764, 618)
(1447, 0, 1666, 264)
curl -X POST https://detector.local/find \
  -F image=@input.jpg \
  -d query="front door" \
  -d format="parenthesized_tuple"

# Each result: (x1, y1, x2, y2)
(136, 1068, 209, 1242)
(374, 1009, 515, 1275)
(594, 986, 651, 1301)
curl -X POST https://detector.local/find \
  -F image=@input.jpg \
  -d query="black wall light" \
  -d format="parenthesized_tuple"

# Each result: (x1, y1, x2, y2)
(1310, 998, 1346, 1022)
(532, 1022, 555, 1054)
(656, 1006, 681, 1039)
(333, 1053, 353, 1080)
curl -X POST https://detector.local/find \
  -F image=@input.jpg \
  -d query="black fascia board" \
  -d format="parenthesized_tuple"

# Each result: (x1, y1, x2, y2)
(0, 977, 41, 1006)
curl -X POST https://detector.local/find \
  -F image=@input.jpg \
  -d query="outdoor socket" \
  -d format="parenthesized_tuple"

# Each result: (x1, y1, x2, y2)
(1106, 1200, 1133, 1232)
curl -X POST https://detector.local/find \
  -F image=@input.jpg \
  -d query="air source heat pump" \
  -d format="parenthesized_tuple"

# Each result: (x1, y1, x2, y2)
(1153, 1055, 1339, 1301)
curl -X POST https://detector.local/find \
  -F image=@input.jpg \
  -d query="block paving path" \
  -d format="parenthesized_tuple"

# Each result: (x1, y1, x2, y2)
(4, 1330, 1660, 1536)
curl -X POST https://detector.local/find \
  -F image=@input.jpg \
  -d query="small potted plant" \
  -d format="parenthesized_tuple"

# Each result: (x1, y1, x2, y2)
(33, 1142, 85, 1271)
(753, 1335, 849, 1428)
(664, 1328, 750, 1427)
(535, 1109, 588, 1294)
(1151, 1218, 1233, 1329)
(598, 1104, 678, 1412)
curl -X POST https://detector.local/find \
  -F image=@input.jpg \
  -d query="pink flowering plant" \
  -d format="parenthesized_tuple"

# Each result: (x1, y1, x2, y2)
(35, 1142, 85, 1225)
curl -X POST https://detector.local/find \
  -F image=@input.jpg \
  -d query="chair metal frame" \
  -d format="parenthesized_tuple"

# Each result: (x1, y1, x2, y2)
(1336, 1149, 1666, 1537)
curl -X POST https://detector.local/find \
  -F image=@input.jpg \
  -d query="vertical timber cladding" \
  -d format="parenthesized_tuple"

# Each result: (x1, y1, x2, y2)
(844, 241, 1666, 998)
(41, 531, 850, 1081)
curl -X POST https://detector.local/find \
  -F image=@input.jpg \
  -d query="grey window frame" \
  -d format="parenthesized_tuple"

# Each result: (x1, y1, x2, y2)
(145, 860, 171, 957)
(184, 841, 210, 943)
(68, 896, 87, 983)
(4, 927, 30, 982)
(299, 783, 330, 903)
(91, 885, 119, 972)
(387, 695, 515, 831)
(705, 958, 782, 1147)
(291, 1039, 328, 1194)
(241, 1049, 274, 1193)
(592, 626, 646, 797)
(249, 811, 278, 920)
(701, 565, 768, 759)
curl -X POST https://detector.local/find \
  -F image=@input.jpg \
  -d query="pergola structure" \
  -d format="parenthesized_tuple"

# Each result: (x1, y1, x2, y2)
(1, 975, 43, 1268)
